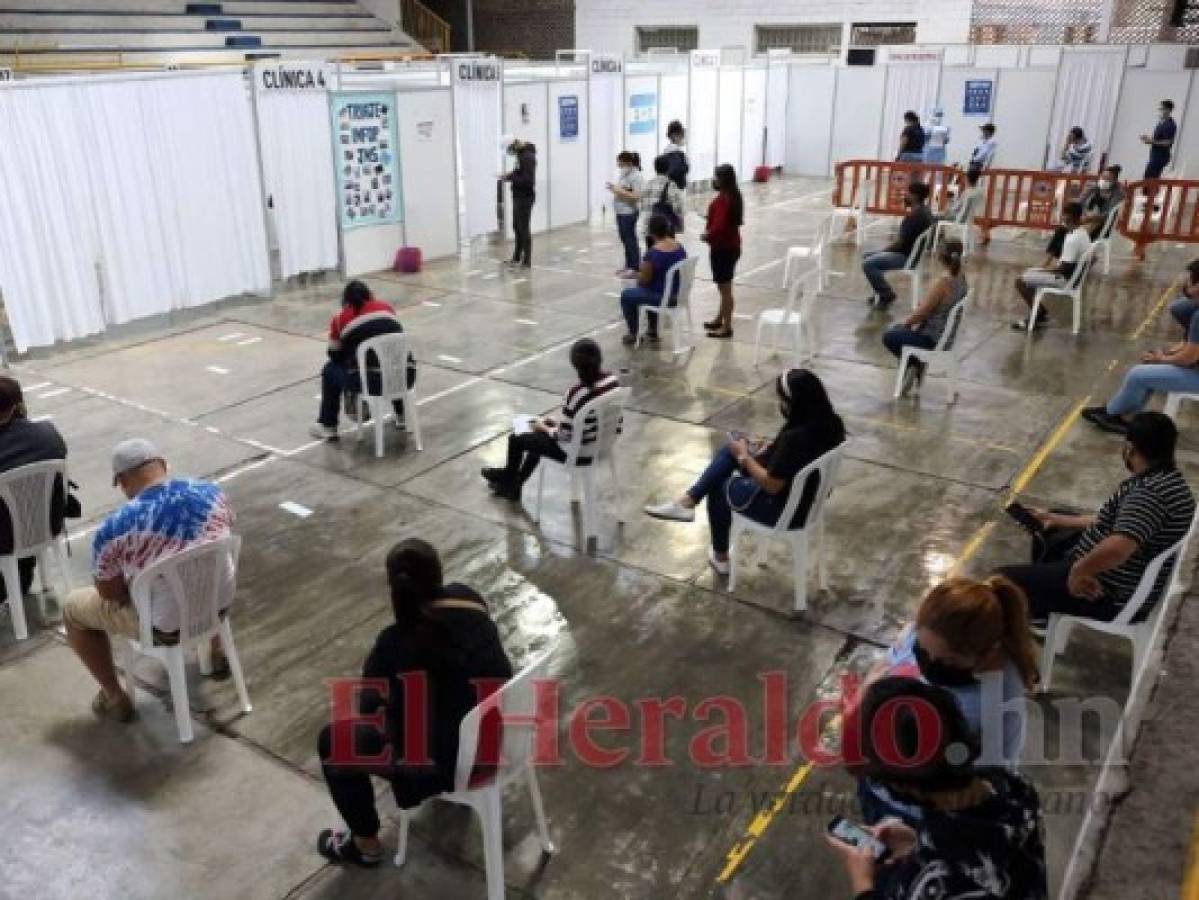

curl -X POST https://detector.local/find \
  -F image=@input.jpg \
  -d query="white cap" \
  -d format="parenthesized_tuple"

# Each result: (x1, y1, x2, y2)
(111, 438, 163, 485)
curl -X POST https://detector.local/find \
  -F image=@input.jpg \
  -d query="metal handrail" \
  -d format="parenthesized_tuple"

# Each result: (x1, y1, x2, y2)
(401, 0, 451, 55)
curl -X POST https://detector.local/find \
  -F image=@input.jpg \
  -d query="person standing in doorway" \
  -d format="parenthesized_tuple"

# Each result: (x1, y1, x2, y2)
(607, 151, 644, 278)
(662, 120, 689, 191)
(968, 123, 998, 174)
(504, 138, 537, 269)
(1141, 99, 1177, 180)
(702, 164, 743, 339)
(924, 109, 951, 164)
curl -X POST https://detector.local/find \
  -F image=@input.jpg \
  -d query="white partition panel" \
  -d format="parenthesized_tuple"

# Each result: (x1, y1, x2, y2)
(939, 67, 999, 167)
(396, 89, 458, 260)
(589, 70, 623, 215)
(504, 81, 550, 234)
(549, 79, 589, 227)
(741, 67, 768, 174)
(786, 66, 835, 176)
(689, 65, 719, 185)
(1109, 70, 1192, 177)
(624, 74, 659, 163)
(831, 66, 885, 165)
(992, 69, 1057, 169)
(717, 68, 744, 175)
(660, 74, 688, 155)
(765, 61, 788, 168)
(1048, 48, 1126, 167)
(1177, 73, 1199, 175)
(454, 63, 502, 239)
(881, 63, 941, 159)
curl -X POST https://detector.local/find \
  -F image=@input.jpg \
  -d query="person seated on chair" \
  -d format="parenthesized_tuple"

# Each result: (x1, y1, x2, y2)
(940, 168, 983, 225)
(63, 440, 234, 723)
(481, 338, 620, 502)
(0, 376, 68, 613)
(1011, 202, 1090, 331)
(861, 181, 933, 309)
(316, 538, 512, 867)
(856, 576, 1038, 827)
(1165, 259, 1199, 339)
(1079, 164, 1124, 240)
(996, 412, 1194, 628)
(643, 368, 845, 575)
(884, 238, 968, 397)
(310, 280, 415, 442)
(619, 214, 688, 346)
(828, 678, 1048, 900)
(1049, 126, 1093, 173)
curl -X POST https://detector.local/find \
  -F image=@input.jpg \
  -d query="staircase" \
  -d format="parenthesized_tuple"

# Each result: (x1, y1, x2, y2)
(0, 0, 433, 71)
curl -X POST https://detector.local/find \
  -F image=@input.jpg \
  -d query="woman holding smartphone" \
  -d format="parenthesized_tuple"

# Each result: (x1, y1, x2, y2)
(644, 368, 844, 574)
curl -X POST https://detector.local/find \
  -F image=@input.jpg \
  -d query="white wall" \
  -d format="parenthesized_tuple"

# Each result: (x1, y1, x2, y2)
(575, 0, 972, 56)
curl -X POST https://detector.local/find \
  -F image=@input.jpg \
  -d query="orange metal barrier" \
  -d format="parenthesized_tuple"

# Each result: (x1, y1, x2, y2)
(831, 160, 956, 217)
(1118, 180, 1199, 260)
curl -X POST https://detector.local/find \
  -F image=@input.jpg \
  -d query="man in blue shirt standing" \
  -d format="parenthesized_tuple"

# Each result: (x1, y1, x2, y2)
(1141, 99, 1177, 179)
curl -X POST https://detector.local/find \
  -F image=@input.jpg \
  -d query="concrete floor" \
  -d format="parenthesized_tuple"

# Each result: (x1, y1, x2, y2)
(0, 176, 1195, 899)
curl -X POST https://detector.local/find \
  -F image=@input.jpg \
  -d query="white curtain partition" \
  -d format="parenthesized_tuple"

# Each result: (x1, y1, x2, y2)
(0, 71, 270, 351)
(256, 89, 339, 278)
(456, 75, 502, 240)
(1048, 49, 1126, 170)
(881, 63, 941, 160)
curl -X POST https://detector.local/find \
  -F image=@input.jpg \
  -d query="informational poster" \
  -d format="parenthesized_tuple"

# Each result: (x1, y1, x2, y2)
(963, 79, 993, 116)
(1026, 177, 1057, 227)
(558, 95, 579, 142)
(629, 92, 657, 136)
(330, 92, 400, 229)
(885, 169, 912, 212)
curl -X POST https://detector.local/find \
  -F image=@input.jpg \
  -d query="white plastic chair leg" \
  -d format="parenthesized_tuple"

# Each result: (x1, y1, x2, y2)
(165, 647, 195, 743)
(373, 401, 385, 459)
(1102, 241, 1111, 275)
(608, 457, 625, 523)
(394, 809, 412, 866)
(816, 514, 829, 590)
(752, 320, 765, 367)
(893, 348, 912, 399)
(0, 555, 28, 640)
(581, 470, 598, 547)
(197, 639, 213, 676)
(220, 617, 253, 713)
(407, 398, 424, 452)
(526, 766, 556, 854)
(1072, 296, 1081, 335)
(355, 394, 365, 443)
(727, 525, 741, 592)
(791, 532, 809, 613)
(1165, 394, 1183, 418)
(34, 550, 51, 623)
(1038, 614, 1063, 693)
(1028, 295, 1045, 334)
(478, 789, 506, 900)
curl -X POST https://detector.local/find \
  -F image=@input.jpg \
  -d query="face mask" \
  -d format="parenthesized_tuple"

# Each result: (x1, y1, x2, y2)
(619, 166, 632, 176)
(913, 639, 978, 687)
(1099, 179, 1113, 190)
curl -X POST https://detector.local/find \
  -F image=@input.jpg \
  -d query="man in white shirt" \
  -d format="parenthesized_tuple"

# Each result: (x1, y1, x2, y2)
(1012, 202, 1091, 330)
(968, 123, 998, 172)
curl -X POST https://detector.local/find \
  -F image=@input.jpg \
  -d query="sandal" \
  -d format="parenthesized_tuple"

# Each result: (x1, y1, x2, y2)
(317, 829, 383, 868)
(706, 328, 734, 339)
(703, 318, 723, 330)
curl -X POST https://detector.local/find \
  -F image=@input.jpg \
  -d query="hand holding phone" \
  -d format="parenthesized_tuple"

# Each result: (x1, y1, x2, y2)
(1005, 501, 1047, 534)
(827, 816, 887, 861)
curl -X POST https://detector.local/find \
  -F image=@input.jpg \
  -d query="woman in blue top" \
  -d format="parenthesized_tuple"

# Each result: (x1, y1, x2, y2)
(619, 214, 687, 346)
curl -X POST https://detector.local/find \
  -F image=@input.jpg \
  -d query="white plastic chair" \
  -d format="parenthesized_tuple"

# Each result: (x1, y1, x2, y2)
(1039, 535, 1188, 692)
(892, 292, 970, 405)
(728, 443, 845, 613)
(123, 534, 251, 743)
(831, 178, 872, 247)
(635, 256, 698, 353)
(395, 650, 556, 900)
(534, 387, 629, 549)
(887, 228, 933, 310)
(0, 460, 71, 640)
(1028, 243, 1097, 335)
(932, 192, 978, 258)
(1164, 392, 1199, 419)
(753, 270, 819, 368)
(353, 333, 423, 458)
(782, 215, 833, 290)
(1089, 200, 1124, 275)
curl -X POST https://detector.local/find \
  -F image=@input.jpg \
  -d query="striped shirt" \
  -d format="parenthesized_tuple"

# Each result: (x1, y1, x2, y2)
(1062, 139, 1093, 173)
(1070, 468, 1195, 608)
(557, 373, 622, 452)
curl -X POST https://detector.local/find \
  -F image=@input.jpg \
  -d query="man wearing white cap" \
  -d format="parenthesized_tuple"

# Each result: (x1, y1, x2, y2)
(63, 439, 234, 722)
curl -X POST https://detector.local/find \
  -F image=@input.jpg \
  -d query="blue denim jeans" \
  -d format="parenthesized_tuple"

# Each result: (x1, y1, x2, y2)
(616, 212, 640, 271)
(1107, 364, 1199, 416)
(620, 286, 669, 336)
(1169, 295, 1199, 335)
(861, 251, 907, 301)
(319, 360, 403, 428)
(882, 325, 937, 359)
(687, 446, 786, 553)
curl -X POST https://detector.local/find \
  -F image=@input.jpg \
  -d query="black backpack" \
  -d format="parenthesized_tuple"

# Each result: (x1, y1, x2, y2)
(651, 180, 681, 233)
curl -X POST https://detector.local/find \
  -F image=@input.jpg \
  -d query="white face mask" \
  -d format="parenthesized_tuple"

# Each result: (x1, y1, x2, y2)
(619, 166, 632, 176)
(1099, 178, 1113, 190)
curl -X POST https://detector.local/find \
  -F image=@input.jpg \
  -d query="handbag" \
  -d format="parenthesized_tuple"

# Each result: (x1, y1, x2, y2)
(64, 479, 82, 519)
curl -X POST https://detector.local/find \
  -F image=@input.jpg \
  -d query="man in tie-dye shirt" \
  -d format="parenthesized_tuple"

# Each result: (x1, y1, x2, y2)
(64, 439, 234, 723)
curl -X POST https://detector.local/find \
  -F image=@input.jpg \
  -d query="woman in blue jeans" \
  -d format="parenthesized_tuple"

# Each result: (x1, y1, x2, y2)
(607, 151, 644, 277)
(643, 368, 845, 574)
(620, 215, 687, 345)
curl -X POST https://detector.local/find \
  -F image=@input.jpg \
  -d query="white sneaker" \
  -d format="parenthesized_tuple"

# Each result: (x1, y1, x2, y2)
(644, 500, 695, 522)
(708, 548, 731, 576)
(309, 423, 338, 441)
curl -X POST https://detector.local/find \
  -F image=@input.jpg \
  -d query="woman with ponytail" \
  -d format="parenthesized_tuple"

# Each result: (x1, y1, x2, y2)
(315, 539, 512, 868)
(857, 575, 1037, 825)
(883, 237, 969, 397)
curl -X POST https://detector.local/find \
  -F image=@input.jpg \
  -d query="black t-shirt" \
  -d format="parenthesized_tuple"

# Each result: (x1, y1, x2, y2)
(760, 420, 845, 527)
(360, 583, 514, 791)
(900, 123, 926, 155)
(0, 418, 67, 555)
(891, 205, 934, 258)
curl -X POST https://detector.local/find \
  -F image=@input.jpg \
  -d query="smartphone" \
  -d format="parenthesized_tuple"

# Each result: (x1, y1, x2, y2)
(1004, 501, 1045, 534)
(827, 815, 887, 861)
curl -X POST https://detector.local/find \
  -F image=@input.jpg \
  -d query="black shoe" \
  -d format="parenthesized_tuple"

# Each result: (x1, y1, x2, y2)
(490, 479, 522, 501)
(645, 333, 661, 345)
(1081, 406, 1129, 434)
(481, 467, 506, 484)
(317, 829, 382, 868)
(1011, 315, 1049, 331)
(874, 294, 896, 309)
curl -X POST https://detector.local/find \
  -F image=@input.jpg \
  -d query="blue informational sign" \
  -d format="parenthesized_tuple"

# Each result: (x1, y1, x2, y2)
(330, 92, 401, 229)
(558, 94, 579, 142)
(963, 79, 993, 117)
(629, 92, 657, 136)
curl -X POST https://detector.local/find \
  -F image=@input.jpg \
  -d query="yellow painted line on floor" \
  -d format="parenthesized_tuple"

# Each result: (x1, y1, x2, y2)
(846, 413, 1022, 456)
(1181, 810, 1199, 900)
(1008, 393, 1093, 498)
(1129, 278, 1180, 342)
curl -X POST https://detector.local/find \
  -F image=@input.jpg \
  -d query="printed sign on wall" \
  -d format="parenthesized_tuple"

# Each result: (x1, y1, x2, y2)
(963, 79, 993, 116)
(254, 62, 332, 94)
(331, 92, 401, 229)
(558, 95, 579, 142)
(629, 92, 657, 136)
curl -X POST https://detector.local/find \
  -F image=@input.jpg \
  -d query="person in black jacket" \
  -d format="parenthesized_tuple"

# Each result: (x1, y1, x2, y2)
(316, 539, 513, 867)
(662, 120, 689, 191)
(829, 677, 1048, 900)
(0, 376, 67, 606)
(504, 138, 537, 268)
(861, 182, 933, 308)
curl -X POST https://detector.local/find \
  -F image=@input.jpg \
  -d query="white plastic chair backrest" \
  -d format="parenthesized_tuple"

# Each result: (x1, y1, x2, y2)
(452, 649, 553, 793)
(656, 256, 699, 310)
(129, 534, 239, 648)
(1099, 201, 1123, 240)
(934, 292, 970, 352)
(905, 229, 932, 271)
(812, 214, 833, 253)
(839, 177, 871, 212)
(1107, 538, 1185, 627)
(1067, 242, 1097, 291)
(765, 442, 845, 535)
(355, 332, 412, 401)
(560, 386, 629, 467)
(0, 459, 66, 555)
(784, 269, 821, 318)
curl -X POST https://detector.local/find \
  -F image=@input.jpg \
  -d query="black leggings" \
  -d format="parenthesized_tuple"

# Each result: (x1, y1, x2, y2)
(997, 528, 1122, 623)
(502, 430, 567, 485)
